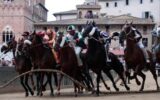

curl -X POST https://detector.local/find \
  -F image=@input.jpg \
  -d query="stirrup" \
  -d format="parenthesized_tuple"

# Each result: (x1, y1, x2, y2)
(146, 59, 150, 63)
(107, 59, 111, 62)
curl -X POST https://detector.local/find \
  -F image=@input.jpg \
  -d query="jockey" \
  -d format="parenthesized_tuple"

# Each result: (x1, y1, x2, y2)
(152, 25, 160, 62)
(100, 31, 111, 62)
(152, 26, 160, 49)
(54, 27, 61, 39)
(40, 28, 60, 64)
(60, 25, 83, 66)
(132, 27, 150, 63)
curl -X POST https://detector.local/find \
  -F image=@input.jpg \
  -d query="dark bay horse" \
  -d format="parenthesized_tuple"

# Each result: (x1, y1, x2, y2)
(1, 37, 34, 97)
(23, 32, 58, 96)
(82, 21, 123, 95)
(120, 22, 159, 91)
(55, 34, 89, 96)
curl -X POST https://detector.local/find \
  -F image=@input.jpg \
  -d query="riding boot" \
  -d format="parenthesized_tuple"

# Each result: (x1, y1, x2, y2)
(141, 48, 150, 63)
(51, 49, 60, 64)
(75, 47, 83, 66)
(106, 55, 111, 62)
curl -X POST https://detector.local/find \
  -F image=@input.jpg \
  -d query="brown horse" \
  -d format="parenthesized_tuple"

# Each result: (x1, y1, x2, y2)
(120, 22, 159, 91)
(1, 37, 35, 97)
(23, 32, 58, 96)
(55, 34, 87, 96)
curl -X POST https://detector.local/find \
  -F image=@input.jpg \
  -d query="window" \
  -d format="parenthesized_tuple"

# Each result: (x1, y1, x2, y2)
(142, 11, 150, 19)
(115, 2, 117, 7)
(2, 31, 13, 42)
(106, 2, 109, 7)
(78, 11, 82, 19)
(142, 38, 148, 47)
(140, 0, 143, 4)
(145, 12, 150, 18)
(126, 0, 129, 5)
(85, 10, 93, 19)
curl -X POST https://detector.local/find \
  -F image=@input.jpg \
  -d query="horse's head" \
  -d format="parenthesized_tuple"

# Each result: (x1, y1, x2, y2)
(23, 31, 43, 57)
(83, 21, 97, 38)
(82, 21, 103, 45)
(1, 37, 17, 54)
(120, 21, 136, 41)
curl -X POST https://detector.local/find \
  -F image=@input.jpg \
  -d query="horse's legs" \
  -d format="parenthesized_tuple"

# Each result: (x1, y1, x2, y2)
(130, 68, 141, 85)
(25, 74, 34, 96)
(39, 72, 45, 96)
(84, 65, 95, 89)
(103, 70, 119, 91)
(47, 73, 54, 96)
(36, 72, 40, 96)
(149, 65, 160, 90)
(100, 74, 110, 90)
(137, 71, 146, 91)
(30, 74, 36, 91)
(20, 76, 28, 97)
(125, 70, 131, 84)
(53, 72, 58, 87)
(57, 74, 63, 95)
(116, 70, 130, 91)
(96, 72, 101, 96)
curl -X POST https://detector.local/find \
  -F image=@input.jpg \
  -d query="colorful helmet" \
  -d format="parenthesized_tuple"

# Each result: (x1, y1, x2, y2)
(67, 25, 75, 32)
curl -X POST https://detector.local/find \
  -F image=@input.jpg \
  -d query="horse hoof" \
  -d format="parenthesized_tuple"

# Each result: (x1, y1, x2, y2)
(39, 93, 43, 97)
(57, 92, 61, 96)
(107, 87, 110, 90)
(33, 86, 36, 91)
(139, 88, 143, 92)
(126, 87, 130, 91)
(50, 93, 54, 96)
(31, 91, 34, 96)
(25, 92, 29, 97)
(91, 90, 95, 94)
(37, 92, 39, 96)
(75, 94, 78, 97)
(96, 92, 100, 96)
(136, 81, 141, 86)
(116, 88, 119, 92)
(42, 86, 46, 91)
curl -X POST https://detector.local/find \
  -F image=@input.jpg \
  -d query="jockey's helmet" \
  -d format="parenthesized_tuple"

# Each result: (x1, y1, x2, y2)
(67, 25, 75, 32)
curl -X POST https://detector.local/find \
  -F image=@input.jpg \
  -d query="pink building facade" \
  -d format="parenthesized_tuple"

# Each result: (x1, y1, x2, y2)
(0, 0, 47, 43)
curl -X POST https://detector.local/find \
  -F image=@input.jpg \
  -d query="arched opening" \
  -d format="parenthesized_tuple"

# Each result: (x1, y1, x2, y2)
(2, 26, 14, 42)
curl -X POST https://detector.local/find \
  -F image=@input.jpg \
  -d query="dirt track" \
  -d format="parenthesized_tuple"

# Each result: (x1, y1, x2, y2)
(0, 91, 160, 100)
(0, 71, 160, 100)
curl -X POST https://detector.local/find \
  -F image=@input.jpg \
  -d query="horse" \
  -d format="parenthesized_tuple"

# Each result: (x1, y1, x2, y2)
(82, 21, 124, 95)
(54, 32, 91, 96)
(1, 37, 35, 97)
(23, 31, 58, 96)
(119, 22, 159, 91)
